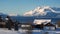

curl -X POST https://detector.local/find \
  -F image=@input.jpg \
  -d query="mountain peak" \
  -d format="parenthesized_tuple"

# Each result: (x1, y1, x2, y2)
(23, 6, 56, 16)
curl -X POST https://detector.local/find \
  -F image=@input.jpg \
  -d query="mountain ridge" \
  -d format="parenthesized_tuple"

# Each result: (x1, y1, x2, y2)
(24, 6, 60, 16)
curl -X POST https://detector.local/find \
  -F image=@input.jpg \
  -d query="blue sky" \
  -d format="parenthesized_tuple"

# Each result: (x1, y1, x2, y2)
(0, 0, 60, 15)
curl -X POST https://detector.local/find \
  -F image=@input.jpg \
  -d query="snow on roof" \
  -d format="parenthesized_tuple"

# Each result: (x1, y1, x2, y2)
(33, 19, 51, 25)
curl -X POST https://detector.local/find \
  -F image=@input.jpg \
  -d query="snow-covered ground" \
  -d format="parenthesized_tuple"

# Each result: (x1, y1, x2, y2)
(0, 28, 40, 34)
(0, 28, 42, 34)
(0, 28, 21, 34)
(0, 28, 60, 34)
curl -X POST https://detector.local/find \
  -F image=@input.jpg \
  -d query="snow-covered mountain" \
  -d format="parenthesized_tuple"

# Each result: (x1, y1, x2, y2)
(0, 6, 60, 23)
(24, 6, 60, 16)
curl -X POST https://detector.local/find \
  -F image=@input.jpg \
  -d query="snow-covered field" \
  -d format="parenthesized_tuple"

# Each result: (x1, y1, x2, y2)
(0, 28, 21, 34)
(0, 28, 39, 34)
(0, 28, 60, 34)
(0, 28, 42, 34)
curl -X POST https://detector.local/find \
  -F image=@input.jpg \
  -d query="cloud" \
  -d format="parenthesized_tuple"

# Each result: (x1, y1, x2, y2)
(8, 13, 18, 16)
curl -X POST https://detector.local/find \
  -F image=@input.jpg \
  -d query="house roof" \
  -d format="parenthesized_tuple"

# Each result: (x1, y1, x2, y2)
(44, 23, 55, 26)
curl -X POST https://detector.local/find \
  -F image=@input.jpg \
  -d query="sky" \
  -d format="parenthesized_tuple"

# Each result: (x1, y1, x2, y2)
(0, 0, 60, 15)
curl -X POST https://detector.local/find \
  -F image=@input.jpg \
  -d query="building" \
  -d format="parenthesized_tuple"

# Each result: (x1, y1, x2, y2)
(33, 19, 51, 29)
(44, 23, 56, 30)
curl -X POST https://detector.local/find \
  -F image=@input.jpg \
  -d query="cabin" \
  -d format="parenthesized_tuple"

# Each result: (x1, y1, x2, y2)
(33, 19, 51, 29)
